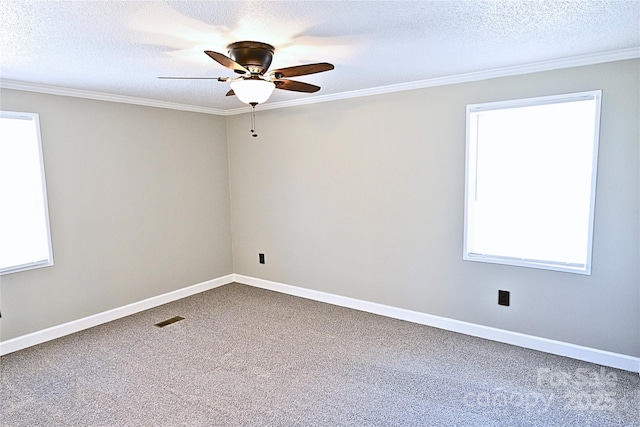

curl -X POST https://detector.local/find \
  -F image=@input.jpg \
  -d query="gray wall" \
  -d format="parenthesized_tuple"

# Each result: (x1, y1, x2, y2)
(2, 59, 637, 358)
(228, 59, 639, 357)
(0, 89, 233, 340)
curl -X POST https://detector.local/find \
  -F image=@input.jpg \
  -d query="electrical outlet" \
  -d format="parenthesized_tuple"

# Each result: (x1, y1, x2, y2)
(259, 253, 265, 264)
(498, 290, 510, 306)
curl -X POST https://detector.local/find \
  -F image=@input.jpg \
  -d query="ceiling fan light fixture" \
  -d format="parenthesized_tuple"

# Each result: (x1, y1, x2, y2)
(230, 78, 275, 105)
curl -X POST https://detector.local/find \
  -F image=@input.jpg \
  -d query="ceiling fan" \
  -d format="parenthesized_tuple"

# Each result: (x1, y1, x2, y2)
(159, 41, 334, 107)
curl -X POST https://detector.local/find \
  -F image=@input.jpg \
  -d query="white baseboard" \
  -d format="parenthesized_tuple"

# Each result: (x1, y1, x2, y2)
(0, 274, 234, 356)
(233, 274, 640, 374)
(3, 273, 638, 374)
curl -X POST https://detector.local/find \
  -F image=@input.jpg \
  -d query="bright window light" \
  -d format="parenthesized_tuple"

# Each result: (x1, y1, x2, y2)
(464, 91, 601, 274)
(0, 111, 54, 274)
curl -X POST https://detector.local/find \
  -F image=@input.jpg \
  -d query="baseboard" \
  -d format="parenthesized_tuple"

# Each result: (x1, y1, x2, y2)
(4, 273, 638, 374)
(0, 274, 235, 356)
(233, 274, 640, 374)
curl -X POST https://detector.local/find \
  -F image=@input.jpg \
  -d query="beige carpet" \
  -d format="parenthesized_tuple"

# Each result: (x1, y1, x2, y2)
(1, 283, 638, 426)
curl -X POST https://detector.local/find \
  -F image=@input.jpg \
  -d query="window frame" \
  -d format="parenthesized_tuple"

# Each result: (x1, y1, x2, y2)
(0, 111, 54, 275)
(463, 90, 602, 275)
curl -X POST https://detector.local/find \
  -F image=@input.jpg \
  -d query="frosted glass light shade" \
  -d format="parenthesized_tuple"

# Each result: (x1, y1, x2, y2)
(230, 79, 275, 105)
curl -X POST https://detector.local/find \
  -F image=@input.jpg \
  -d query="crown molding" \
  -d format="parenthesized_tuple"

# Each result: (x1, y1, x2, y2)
(2, 47, 638, 116)
(0, 80, 227, 115)
(248, 47, 640, 115)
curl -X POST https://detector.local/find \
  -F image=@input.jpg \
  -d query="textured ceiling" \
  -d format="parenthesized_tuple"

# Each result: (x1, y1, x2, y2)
(1, 1, 639, 113)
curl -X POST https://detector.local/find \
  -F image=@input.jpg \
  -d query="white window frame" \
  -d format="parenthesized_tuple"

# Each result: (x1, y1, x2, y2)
(0, 111, 54, 275)
(463, 90, 602, 275)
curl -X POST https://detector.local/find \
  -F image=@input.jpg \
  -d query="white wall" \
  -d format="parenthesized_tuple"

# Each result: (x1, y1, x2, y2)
(0, 89, 233, 340)
(227, 59, 640, 357)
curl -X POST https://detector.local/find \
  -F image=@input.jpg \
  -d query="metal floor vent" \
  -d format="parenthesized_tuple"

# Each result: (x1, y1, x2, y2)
(154, 316, 185, 328)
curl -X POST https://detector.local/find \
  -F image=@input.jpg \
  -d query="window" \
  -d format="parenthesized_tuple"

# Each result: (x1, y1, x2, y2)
(0, 111, 54, 274)
(463, 91, 601, 274)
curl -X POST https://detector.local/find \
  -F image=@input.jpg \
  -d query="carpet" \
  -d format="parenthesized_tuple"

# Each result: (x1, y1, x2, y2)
(1, 283, 638, 426)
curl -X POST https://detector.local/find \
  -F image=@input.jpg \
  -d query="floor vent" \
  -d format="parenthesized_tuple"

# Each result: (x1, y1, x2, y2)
(154, 316, 185, 328)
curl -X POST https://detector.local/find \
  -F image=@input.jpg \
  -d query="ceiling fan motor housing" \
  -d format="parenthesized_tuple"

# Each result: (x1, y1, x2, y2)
(227, 41, 274, 74)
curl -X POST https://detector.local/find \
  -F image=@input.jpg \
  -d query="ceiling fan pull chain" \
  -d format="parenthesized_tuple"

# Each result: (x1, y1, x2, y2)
(250, 103, 258, 137)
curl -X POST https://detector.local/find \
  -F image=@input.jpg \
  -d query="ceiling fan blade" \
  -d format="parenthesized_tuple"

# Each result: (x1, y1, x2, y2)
(157, 77, 229, 81)
(204, 50, 249, 74)
(226, 89, 235, 97)
(274, 79, 321, 93)
(269, 63, 334, 79)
